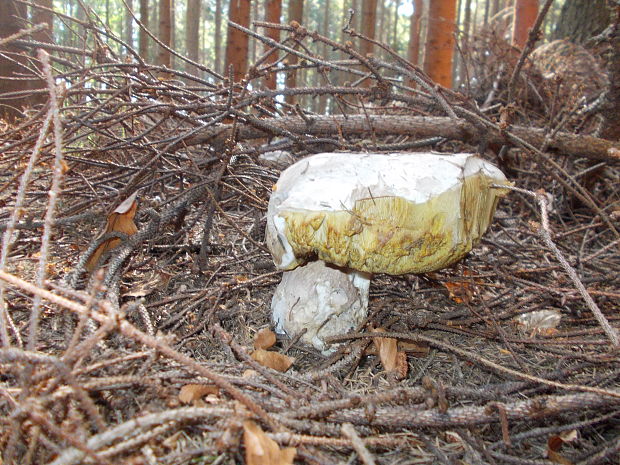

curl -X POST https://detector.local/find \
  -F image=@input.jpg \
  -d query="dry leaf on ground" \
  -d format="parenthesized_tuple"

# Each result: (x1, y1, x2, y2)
(244, 420, 295, 465)
(251, 349, 294, 372)
(86, 191, 139, 271)
(547, 431, 578, 465)
(372, 328, 408, 379)
(254, 328, 277, 350)
(178, 384, 219, 404)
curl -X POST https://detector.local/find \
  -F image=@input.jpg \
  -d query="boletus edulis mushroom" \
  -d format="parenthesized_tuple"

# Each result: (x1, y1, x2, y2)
(266, 152, 510, 353)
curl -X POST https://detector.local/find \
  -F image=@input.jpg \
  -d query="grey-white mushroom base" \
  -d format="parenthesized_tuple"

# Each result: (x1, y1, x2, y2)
(266, 152, 511, 352)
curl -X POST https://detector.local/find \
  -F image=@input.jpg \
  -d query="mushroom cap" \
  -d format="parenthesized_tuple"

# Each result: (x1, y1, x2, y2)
(266, 152, 510, 275)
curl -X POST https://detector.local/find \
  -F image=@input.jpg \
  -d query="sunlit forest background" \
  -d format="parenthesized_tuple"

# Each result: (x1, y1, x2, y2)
(44, 0, 600, 89)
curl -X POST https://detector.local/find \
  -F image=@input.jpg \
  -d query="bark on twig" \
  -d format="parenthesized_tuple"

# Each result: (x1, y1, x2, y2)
(185, 115, 620, 161)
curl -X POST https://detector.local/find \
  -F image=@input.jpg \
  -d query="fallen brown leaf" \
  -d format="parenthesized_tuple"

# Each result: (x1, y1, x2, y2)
(547, 431, 578, 465)
(254, 328, 277, 350)
(86, 192, 139, 271)
(178, 384, 219, 404)
(372, 328, 408, 379)
(244, 420, 295, 465)
(251, 349, 294, 372)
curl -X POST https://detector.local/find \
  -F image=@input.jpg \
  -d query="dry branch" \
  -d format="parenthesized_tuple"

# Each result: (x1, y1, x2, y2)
(185, 115, 620, 161)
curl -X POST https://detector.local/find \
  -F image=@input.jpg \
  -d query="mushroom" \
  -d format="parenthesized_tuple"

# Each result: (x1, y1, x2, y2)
(266, 152, 510, 353)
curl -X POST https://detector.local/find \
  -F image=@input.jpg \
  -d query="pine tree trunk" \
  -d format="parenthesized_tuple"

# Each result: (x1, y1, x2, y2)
(392, 0, 400, 49)
(463, 0, 471, 42)
(552, 0, 610, 44)
(157, 0, 172, 67)
(0, 0, 29, 120)
(490, 0, 500, 17)
(601, 12, 619, 141)
(511, 0, 537, 48)
(263, 0, 282, 89)
(139, 0, 149, 61)
(360, 0, 377, 58)
(32, 0, 54, 43)
(285, 0, 303, 104)
(186, 0, 200, 71)
(124, 0, 134, 48)
(317, 0, 330, 113)
(407, 0, 423, 70)
(225, 0, 251, 82)
(214, 0, 222, 74)
(423, 0, 456, 88)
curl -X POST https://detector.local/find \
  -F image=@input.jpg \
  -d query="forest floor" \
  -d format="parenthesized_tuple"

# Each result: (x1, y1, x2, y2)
(1, 20, 620, 465)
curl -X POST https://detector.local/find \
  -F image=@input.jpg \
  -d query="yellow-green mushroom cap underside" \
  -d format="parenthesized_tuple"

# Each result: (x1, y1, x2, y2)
(266, 152, 511, 275)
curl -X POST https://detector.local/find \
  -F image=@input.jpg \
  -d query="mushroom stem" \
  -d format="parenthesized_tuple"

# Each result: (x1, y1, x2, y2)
(271, 260, 370, 353)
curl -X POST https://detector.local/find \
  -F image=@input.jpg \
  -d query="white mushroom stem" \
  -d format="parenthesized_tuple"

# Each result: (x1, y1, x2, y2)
(271, 260, 370, 353)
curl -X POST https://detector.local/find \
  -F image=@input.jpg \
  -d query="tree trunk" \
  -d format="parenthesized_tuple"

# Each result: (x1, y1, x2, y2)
(263, 0, 282, 89)
(0, 0, 30, 120)
(157, 0, 172, 67)
(139, 0, 149, 61)
(284, 0, 303, 104)
(215, 0, 222, 74)
(250, 0, 258, 65)
(32, 0, 54, 44)
(124, 0, 134, 48)
(186, 0, 200, 71)
(511, 0, 537, 48)
(423, 0, 456, 88)
(601, 16, 619, 141)
(360, 0, 377, 57)
(392, 0, 400, 49)
(407, 0, 424, 70)
(317, 0, 330, 112)
(225, 0, 251, 82)
(552, 0, 610, 44)
(490, 0, 500, 17)
(463, 0, 471, 43)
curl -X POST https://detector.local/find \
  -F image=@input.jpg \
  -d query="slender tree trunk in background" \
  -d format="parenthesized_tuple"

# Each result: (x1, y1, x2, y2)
(139, 0, 149, 61)
(214, 0, 222, 74)
(250, 0, 258, 65)
(157, 0, 172, 67)
(263, 0, 282, 89)
(423, 0, 456, 88)
(511, 0, 537, 48)
(407, 0, 423, 74)
(600, 8, 619, 141)
(170, 1, 176, 68)
(490, 0, 500, 17)
(352, 0, 361, 49)
(33, 0, 54, 43)
(0, 0, 30, 120)
(377, 0, 385, 48)
(225, 0, 251, 82)
(393, 0, 400, 49)
(186, 0, 200, 71)
(285, 0, 303, 104)
(30, 0, 52, 107)
(463, 0, 471, 42)
(552, 0, 610, 44)
(360, 0, 377, 57)
(124, 0, 134, 48)
(317, 0, 330, 113)
(483, 0, 490, 26)
(471, 0, 478, 35)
